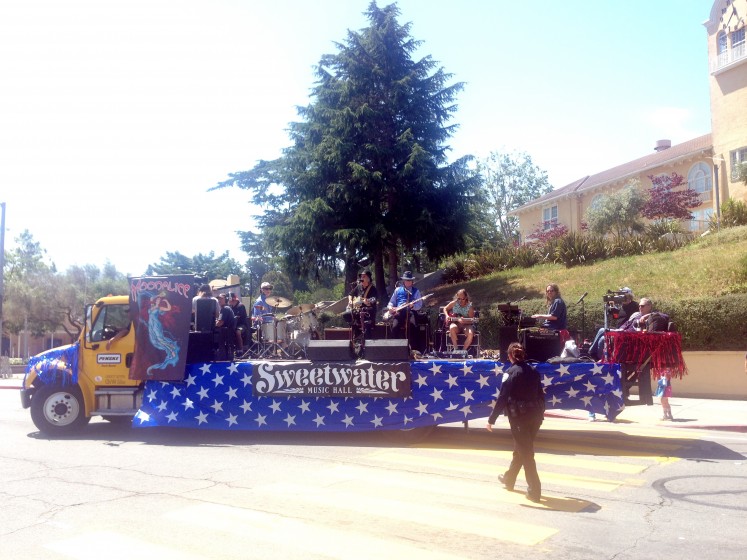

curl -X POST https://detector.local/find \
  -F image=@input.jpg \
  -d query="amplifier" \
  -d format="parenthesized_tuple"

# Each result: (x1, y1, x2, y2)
(520, 329, 561, 362)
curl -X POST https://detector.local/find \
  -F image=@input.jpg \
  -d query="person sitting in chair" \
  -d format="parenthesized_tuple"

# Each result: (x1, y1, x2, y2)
(443, 288, 476, 352)
(386, 271, 423, 344)
(345, 270, 378, 342)
(532, 283, 567, 330)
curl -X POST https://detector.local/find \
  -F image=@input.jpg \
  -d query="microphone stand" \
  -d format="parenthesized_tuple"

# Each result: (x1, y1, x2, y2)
(575, 292, 588, 341)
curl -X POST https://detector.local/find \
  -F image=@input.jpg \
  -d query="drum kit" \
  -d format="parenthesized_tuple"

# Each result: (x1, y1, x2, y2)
(251, 296, 320, 359)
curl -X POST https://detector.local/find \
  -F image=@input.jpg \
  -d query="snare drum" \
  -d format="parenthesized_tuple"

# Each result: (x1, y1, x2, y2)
(298, 311, 318, 332)
(261, 319, 287, 342)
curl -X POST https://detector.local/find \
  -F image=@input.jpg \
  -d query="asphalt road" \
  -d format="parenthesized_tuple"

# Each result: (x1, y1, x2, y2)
(2, 388, 746, 560)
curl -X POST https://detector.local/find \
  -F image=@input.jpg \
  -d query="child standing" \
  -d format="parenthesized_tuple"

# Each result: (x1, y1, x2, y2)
(655, 369, 673, 420)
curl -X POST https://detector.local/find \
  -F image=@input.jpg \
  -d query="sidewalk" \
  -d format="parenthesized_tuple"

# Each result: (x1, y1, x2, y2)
(545, 397, 747, 433)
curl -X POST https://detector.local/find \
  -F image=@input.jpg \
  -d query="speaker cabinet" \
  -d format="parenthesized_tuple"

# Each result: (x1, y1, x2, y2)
(307, 340, 354, 361)
(498, 326, 520, 362)
(363, 339, 410, 361)
(187, 331, 215, 363)
(522, 331, 561, 362)
(324, 328, 351, 340)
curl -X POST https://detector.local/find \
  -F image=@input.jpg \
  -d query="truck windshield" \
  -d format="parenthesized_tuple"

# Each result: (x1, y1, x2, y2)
(90, 304, 131, 343)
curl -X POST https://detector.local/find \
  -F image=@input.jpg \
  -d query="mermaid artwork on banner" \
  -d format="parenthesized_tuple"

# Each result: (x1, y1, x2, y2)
(128, 275, 194, 381)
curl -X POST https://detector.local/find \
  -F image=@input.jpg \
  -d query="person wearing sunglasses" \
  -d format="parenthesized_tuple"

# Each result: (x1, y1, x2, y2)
(532, 283, 567, 330)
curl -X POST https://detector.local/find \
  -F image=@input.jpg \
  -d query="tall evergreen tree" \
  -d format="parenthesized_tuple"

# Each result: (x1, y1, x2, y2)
(215, 1, 478, 295)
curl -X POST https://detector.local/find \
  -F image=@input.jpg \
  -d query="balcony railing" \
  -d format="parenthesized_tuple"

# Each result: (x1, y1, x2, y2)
(711, 43, 747, 73)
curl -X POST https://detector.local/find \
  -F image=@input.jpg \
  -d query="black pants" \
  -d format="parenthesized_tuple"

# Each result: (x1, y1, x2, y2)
(503, 413, 543, 498)
(390, 310, 416, 343)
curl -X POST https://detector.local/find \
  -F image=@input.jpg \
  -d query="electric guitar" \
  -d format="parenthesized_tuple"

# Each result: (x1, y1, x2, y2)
(383, 293, 433, 321)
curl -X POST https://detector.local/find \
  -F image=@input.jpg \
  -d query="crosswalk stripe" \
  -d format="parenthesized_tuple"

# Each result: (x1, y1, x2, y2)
(165, 503, 487, 559)
(45, 530, 208, 560)
(252, 483, 558, 546)
(405, 446, 650, 474)
(368, 451, 633, 492)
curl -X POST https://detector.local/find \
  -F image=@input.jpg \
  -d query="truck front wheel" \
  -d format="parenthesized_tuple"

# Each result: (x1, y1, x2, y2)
(30, 385, 90, 435)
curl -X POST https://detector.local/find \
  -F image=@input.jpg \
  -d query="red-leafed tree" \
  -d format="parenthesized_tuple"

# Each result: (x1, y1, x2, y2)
(641, 172, 702, 221)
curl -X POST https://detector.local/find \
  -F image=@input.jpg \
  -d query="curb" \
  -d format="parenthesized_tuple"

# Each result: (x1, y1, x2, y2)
(544, 410, 747, 433)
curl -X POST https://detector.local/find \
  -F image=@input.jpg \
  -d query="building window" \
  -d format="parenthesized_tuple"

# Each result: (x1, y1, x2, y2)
(590, 194, 605, 209)
(732, 27, 746, 59)
(687, 162, 712, 202)
(718, 30, 729, 65)
(689, 208, 713, 232)
(730, 147, 747, 180)
(542, 205, 558, 230)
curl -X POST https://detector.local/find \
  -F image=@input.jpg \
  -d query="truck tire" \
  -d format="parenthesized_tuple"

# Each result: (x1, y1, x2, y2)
(30, 384, 90, 435)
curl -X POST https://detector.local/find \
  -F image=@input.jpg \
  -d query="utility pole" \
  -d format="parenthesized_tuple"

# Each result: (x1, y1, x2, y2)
(0, 202, 5, 356)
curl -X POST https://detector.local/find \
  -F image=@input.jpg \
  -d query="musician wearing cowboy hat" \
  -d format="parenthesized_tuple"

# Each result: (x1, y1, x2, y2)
(387, 271, 423, 343)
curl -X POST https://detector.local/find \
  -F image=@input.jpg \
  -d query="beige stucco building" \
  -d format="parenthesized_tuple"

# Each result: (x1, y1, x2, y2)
(512, 0, 747, 241)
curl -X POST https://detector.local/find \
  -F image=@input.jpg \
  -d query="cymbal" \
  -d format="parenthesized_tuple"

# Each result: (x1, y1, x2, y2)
(287, 303, 316, 315)
(264, 295, 292, 308)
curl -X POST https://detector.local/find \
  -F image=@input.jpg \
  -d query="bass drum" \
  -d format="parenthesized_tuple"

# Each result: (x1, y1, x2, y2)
(261, 319, 287, 342)
(291, 329, 312, 348)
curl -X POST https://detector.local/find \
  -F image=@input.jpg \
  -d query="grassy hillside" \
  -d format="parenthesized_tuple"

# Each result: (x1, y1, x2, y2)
(428, 225, 747, 349)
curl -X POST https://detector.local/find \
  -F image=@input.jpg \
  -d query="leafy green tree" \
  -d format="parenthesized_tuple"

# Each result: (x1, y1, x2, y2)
(478, 151, 552, 244)
(214, 1, 479, 296)
(145, 251, 246, 284)
(584, 180, 647, 239)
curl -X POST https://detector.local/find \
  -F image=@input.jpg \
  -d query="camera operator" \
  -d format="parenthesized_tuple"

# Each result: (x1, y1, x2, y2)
(589, 289, 641, 361)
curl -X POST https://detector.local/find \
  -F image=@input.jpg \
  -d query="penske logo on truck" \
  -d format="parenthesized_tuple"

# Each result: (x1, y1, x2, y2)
(97, 354, 122, 365)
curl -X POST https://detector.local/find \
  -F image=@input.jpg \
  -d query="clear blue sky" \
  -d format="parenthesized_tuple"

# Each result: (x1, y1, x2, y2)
(0, 0, 713, 275)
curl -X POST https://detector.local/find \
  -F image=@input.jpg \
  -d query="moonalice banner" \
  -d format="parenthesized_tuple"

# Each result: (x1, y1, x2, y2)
(128, 275, 194, 381)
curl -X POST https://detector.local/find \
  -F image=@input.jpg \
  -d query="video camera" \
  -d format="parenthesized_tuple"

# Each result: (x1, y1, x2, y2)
(603, 290, 629, 321)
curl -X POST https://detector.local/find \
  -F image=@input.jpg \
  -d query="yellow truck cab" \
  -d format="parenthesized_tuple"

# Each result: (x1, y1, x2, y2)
(20, 295, 143, 434)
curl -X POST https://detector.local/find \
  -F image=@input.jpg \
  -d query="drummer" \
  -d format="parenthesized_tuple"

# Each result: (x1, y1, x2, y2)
(252, 282, 276, 326)
(443, 288, 476, 351)
(346, 270, 378, 340)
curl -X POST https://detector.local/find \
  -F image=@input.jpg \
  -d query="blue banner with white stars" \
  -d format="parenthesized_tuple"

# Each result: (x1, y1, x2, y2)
(132, 360, 624, 431)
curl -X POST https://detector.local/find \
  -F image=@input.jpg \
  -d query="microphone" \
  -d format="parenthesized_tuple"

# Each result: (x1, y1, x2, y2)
(576, 292, 588, 304)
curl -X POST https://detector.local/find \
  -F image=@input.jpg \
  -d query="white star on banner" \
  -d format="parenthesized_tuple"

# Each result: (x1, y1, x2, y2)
(269, 400, 282, 414)
(602, 372, 615, 385)
(135, 410, 150, 424)
(185, 374, 196, 387)
(550, 394, 563, 406)
(460, 405, 472, 416)
(414, 374, 429, 388)
(445, 374, 459, 388)
(212, 373, 224, 387)
(283, 414, 296, 427)
(460, 388, 474, 402)
(476, 374, 490, 388)
(573, 374, 585, 382)
(612, 388, 623, 398)
(403, 415, 413, 425)
(181, 398, 194, 411)
(430, 388, 444, 402)
(157, 400, 168, 412)
(227, 363, 240, 374)
(591, 363, 605, 375)
(170, 386, 181, 399)
(241, 373, 252, 387)
(226, 413, 238, 427)
(580, 395, 593, 406)
(195, 411, 208, 425)
(210, 400, 224, 413)
(355, 401, 369, 415)
(196, 386, 210, 400)
(583, 380, 596, 393)
(385, 401, 399, 415)
(461, 364, 473, 375)
(371, 415, 383, 428)
(298, 400, 311, 414)
(431, 412, 443, 421)
(199, 364, 211, 375)
(429, 363, 442, 375)
(446, 401, 458, 411)
(255, 414, 267, 427)
(327, 401, 340, 414)
(166, 411, 178, 423)
(313, 414, 325, 427)
(415, 401, 429, 415)
(492, 389, 501, 400)
(557, 364, 571, 375)
(542, 375, 553, 387)
(226, 387, 238, 400)
(342, 414, 354, 428)
(565, 387, 579, 398)
(492, 364, 505, 375)
(240, 400, 252, 414)
(147, 389, 157, 401)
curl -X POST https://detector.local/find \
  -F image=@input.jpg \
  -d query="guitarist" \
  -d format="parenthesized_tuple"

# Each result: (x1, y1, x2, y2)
(443, 288, 476, 352)
(345, 270, 378, 342)
(386, 271, 423, 345)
